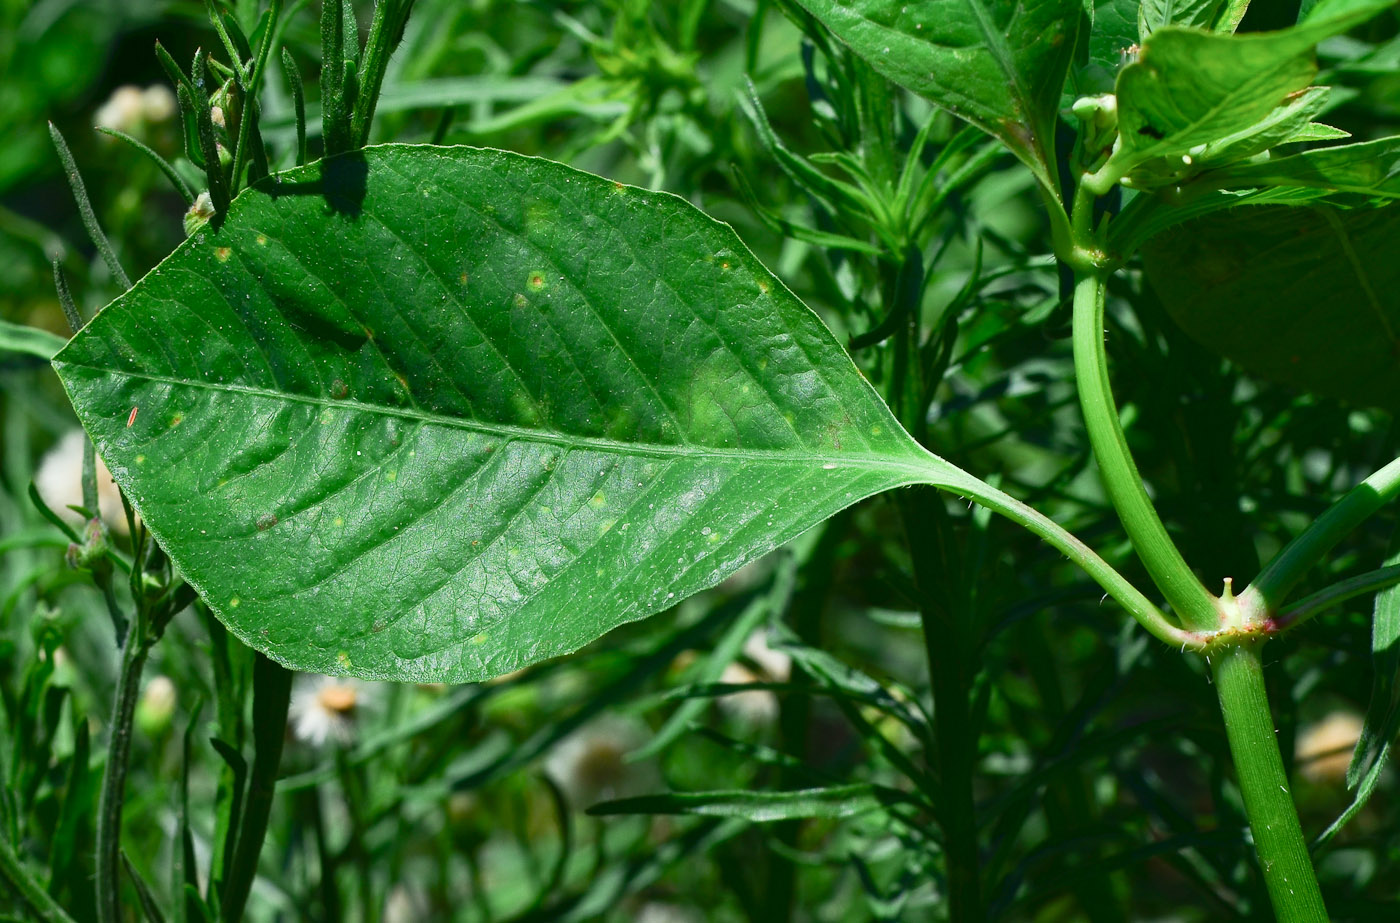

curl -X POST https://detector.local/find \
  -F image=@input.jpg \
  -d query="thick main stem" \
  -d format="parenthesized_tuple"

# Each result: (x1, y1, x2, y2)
(1070, 270, 1220, 631)
(1212, 645, 1327, 921)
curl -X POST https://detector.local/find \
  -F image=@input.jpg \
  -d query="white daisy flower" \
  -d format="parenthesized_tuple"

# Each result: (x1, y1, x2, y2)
(742, 629, 792, 681)
(544, 714, 656, 807)
(34, 429, 130, 533)
(715, 629, 792, 726)
(94, 85, 145, 133)
(289, 675, 371, 747)
(140, 85, 176, 123)
(1297, 711, 1364, 784)
(716, 662, 779, 725)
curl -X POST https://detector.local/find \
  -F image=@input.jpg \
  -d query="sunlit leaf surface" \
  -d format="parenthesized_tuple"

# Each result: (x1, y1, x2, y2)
(54, 145, 938, 681)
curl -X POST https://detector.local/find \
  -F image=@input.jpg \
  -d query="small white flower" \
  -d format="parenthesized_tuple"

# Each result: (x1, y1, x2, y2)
(95, 85, 146, 133)
(637, 903, 703, 923)
(742, 629, 791, 681)
(716, 662, 778, 725)
(289, 675, 372, 747)
(714, 629, 792, 726)
(544, 714, 656, 807)
(382, 884, 427, 923)
(35, 429, 130, 533)
(141, 85, 176, 123)
(1297, 711, 1364, 784)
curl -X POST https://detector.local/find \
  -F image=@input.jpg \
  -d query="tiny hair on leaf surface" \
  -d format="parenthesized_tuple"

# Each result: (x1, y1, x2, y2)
(52, 144, 951, 683)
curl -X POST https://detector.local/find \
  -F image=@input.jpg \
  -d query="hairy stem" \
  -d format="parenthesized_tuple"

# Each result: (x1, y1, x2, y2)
(1212, 644, 1327, 921)
(95, 615, 151, 923)
(1070, 269, 1220, 631)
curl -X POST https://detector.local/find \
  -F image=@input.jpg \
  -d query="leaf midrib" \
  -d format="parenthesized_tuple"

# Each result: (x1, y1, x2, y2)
(56, 361, 932, 474)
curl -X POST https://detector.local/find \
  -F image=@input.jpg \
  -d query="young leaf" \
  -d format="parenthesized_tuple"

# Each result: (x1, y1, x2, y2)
(1109, 0, 1393, 177)
(1210, 136, 1400, 202)
(794, 0, 1084, 193)
(1138, 0, 1227, 36)
(1142, 204, 1400, 410)
(0, 318, 67, 360)
(52, 146, 944, 683)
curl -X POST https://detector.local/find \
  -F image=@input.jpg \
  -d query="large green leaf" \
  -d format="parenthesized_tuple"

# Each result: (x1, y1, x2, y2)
(794, 0, 1083, 191)
(52, 145, 946, 682)
(1110, 0, 1392, 177)
(1142, 204, 1400, 409)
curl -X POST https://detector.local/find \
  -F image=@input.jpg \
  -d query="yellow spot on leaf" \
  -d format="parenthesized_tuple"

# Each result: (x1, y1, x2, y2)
(229, 597, 240, 608)
(215, 247, 231, 262)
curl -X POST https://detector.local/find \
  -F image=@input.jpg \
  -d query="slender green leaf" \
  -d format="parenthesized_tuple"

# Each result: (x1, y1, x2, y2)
(1210, 136, 1400, 202)
(588, 783, 914, 821)
(53, 145, 948, 682)
(0, 319, 67, 360)
(794, 0, 1084, 191)
(1316, 528, 1400, 847)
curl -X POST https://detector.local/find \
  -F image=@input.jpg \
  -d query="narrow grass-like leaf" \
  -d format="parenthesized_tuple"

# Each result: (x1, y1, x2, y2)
(95, 127, 196, 205)
(1315, 532, 1400, 847)
(587, 783, 913, 821)
(1210, 136, 1400, 201)
(0, 319, 67, 360)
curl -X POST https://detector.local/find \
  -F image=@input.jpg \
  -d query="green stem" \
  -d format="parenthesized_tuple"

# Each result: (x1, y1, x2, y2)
(1272, 563, 1400, 633)
(900, 490, 982, 922)
(1246, 456, 1400, 614)
(1211, 644, 1327, 921)
(220, 653, 293, 922)
(1070, 268, 1220, 631)
(923, 460, 1203, 650)
(0, 831, 78, 923)
(95, 615, 151, 923)
(350, 0, 417, 149)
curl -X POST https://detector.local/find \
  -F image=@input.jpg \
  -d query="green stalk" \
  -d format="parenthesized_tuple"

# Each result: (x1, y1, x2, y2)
(95, 611, 152, 923)
(901, 490, 982, 923)
(0, 831, 78, 923)
(1211, 644, 1327, 921)
(1070, 268, 1221, 631)
(1246, 456, 1400, 614)
(1273, 563, 1400, 632)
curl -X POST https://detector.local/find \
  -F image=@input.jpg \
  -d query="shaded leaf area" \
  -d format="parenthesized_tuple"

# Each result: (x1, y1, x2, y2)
(1142, 204, 1400, 410)
(53, 145, 934, 682)
(795, 0, 1083, 190)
